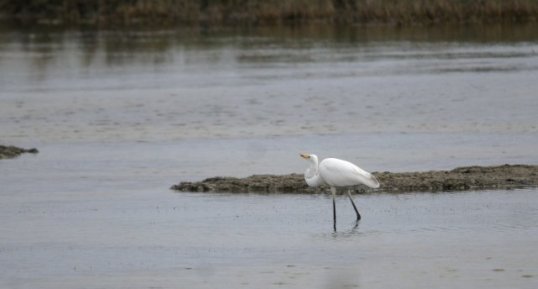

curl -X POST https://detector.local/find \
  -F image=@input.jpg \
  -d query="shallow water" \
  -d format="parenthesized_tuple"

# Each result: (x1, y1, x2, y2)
(1, 25, 538, 145)
(1, 23, 538, 288)
(1, 178, 537, 288)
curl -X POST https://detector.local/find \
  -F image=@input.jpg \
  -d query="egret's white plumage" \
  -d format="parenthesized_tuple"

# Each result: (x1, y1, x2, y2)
(301, 153, 379, 189)
(300, 153, 380, 230)
(319, 158, 380, 188)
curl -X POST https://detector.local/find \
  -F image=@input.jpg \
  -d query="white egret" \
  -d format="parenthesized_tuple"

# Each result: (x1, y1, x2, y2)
(300, 153, 380, 230)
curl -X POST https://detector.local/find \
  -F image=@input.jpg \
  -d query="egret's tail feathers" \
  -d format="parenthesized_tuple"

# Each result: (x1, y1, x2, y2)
(365, 173, 380, 189)
(352, 166, 381, 189)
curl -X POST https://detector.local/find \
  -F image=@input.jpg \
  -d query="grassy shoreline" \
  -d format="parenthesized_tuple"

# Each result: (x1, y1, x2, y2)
(1, 0, 538, 26)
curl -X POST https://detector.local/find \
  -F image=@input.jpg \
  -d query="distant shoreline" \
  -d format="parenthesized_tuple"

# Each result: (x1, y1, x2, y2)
(172, 164, 538, 194)
(1, 0, 538, 26)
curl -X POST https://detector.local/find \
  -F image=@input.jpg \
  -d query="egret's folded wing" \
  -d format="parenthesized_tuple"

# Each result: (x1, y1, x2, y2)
(320, 158, 380, 188)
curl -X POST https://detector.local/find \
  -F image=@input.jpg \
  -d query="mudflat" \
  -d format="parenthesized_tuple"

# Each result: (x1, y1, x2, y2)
(0, 145, 38, 159)
(172, 164, 538, 194)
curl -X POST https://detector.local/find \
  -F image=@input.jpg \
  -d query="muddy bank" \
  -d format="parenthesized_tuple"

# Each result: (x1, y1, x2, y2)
(171, 164, 538, 194)
(0, 145, 38, 159)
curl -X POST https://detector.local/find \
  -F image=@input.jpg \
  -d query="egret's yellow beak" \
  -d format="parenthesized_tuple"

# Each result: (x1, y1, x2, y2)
(300, 153, 310, 159)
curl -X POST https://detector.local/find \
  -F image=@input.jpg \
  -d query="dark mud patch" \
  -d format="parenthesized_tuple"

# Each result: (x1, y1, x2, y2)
(0, 145, 38, 160)
(171, 164, 538, 194)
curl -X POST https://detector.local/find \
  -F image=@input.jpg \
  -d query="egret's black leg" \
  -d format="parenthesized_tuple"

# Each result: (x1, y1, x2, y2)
(331, 187, 337, 231)
(347, 190, 361, 221)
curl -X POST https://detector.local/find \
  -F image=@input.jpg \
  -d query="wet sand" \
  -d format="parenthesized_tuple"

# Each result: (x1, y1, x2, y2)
(0, 145, 38, 159)
(172, 164, 538, 194)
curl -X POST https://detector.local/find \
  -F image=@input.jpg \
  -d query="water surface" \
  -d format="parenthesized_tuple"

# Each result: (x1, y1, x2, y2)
(1, 23, 538, 288)
(1, 182, 537, 288)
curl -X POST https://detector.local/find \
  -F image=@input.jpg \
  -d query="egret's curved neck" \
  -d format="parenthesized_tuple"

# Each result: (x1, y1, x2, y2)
(305, 155, 324, 187)
(309, 155, 319, 172)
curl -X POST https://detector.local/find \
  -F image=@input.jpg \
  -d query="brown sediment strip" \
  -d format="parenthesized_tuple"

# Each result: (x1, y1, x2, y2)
(171, 164, 538, 194)
(0, 145, 39, 159)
